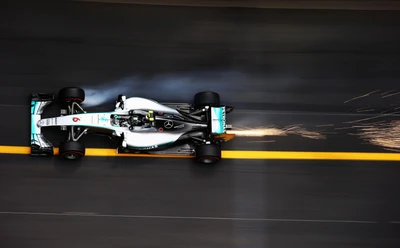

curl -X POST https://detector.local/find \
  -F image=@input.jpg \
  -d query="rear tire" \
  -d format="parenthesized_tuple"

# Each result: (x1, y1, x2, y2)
(59, 141, 85, 160)
(195, 143, 221, 164)
(59, 87, 85, 103)
(193, 91, 220, 109)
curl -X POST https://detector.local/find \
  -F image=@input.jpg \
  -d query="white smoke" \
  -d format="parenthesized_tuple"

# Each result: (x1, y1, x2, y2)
(80, 71, 247, 107)
(80, 70, 299, 108)
(82, 77, 139, 107)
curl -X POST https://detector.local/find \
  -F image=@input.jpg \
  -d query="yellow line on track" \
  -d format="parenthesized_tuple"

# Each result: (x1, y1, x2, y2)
(222, 150, 400, 161)
(1, 145, 400, 161)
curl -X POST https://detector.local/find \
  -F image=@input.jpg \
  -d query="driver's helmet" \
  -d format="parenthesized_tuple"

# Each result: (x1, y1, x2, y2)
(129, 115, 143, 126)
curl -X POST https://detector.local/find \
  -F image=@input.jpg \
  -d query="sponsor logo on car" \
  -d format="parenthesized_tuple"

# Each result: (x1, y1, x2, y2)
(100, 116, 109, 122)
(221, 107, 226, 131)
(134, 145, 159, 150)
(164, 120, 174, 129)
(174, 124, 184, 129)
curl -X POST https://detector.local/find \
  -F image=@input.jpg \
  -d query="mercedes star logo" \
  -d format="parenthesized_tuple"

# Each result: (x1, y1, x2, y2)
(164, 120, 174, 129)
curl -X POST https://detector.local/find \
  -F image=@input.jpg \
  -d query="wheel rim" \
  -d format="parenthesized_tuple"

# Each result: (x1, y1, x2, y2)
(200, 157, 218, 164)
(64, 153, 80, 160)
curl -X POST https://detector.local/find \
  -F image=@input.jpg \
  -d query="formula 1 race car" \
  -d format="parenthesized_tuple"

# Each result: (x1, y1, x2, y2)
(30, 87, 235, 164)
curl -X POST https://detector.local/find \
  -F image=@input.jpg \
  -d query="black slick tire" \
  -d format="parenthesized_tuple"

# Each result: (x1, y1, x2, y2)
(195, 143, 221, 164)
(59, 87, 85, 103)
(193, 91, 220, 109)
(59, 141, 85, 160)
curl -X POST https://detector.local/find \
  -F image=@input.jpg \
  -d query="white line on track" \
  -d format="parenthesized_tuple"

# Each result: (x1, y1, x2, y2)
(63, 212, 97, 215)
(0, 211, 377, 224)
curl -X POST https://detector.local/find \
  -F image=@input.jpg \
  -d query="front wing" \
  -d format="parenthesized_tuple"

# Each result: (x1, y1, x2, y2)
(30, 93, 55, 156)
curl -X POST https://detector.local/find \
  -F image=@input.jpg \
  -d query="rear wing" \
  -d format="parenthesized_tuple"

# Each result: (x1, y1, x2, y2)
(30, 93, 54, 156)
(210, 106, 232, 134)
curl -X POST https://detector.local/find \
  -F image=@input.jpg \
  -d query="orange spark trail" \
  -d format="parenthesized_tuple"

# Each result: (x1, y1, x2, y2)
(356, 120, 400, 151)
(226, 125, 326, 139)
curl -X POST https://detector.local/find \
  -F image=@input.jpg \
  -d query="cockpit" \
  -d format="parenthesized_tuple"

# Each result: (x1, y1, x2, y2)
(111, 109, 156, 131)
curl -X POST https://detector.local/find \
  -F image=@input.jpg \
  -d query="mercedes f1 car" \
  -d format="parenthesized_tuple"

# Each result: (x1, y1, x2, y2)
(30, 87, 235, 164)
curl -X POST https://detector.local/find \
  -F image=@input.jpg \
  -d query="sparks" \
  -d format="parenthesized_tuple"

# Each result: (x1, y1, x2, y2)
(346, 111, 400, 124)
(381, 89, 397, 96)
(226, 125, 326, 139)
(356, 107, 374, 113)
(344, 89, 380, 104)
(355, 120, 400, 150)
(315, 124, 334, 127)
(382, 91, 400, 98)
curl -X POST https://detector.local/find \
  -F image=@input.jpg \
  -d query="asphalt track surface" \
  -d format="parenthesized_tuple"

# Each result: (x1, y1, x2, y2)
(1, 1, 400, 248)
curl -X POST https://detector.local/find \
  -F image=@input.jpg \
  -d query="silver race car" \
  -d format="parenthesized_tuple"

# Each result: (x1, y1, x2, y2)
(30, 87, 235, 164)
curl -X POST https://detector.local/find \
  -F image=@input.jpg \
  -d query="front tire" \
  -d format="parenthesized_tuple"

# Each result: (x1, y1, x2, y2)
(195, 143, 221, 164)
(59, 87, 85, 103)
(59, 141, 85, 160)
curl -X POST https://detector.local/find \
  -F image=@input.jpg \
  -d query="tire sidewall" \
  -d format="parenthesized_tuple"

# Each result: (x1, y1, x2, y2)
(59, 141, 85, 160)
(194, 91, 220, 109)
(59, 87, 85, 103)
(195, 143, 221, 164)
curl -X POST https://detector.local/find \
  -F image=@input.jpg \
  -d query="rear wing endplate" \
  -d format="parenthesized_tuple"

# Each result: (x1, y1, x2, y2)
(210, 106, 227, 134)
